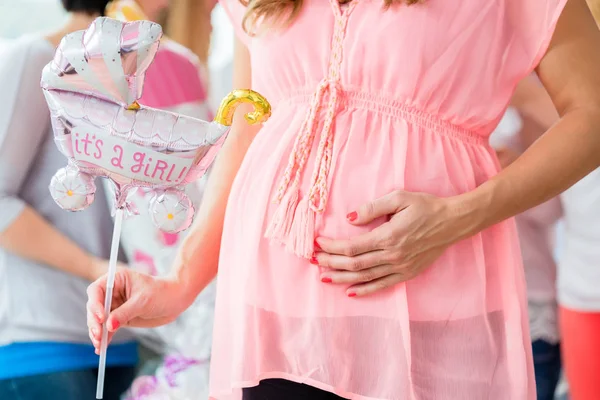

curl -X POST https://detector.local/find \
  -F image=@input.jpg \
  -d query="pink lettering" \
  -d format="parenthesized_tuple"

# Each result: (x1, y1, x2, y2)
(82, 133, 93, 156)
(93, 139, 103, 159)
(131, 152, 146, 173)
(151, 160, 169, 180)
(144, 157, 153, 177)
(177, 167, 187, 182)
(74, 133, 81, 154)
(111, 145, 124, 168)
(165, 164, 176, 182)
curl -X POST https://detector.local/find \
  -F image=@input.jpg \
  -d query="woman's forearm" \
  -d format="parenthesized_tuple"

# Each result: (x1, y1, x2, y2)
(0, 206, 99, 280)
(511, 75, 559, 132)
(171, 37, 256, 304)
(172, 117, 260, 303)
(456, 107, 600, 236)
(449, 0, 600, 240)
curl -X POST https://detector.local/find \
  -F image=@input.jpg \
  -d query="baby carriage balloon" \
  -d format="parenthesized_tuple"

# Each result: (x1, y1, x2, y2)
(41, 16, 270, 233)
(40, 17, 270, 399)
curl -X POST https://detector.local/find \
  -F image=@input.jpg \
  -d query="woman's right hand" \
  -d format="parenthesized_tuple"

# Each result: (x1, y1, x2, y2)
(86, 268, 190, 353)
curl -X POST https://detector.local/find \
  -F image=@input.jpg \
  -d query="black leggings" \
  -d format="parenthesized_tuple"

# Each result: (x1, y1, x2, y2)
(242, 379, 348, 400)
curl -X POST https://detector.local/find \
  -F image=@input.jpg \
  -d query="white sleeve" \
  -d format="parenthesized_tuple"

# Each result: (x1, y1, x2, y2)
(489, 107, 523, 150)
(0, 40, 52, 232)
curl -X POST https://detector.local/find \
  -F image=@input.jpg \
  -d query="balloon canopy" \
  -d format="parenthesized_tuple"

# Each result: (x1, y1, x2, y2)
(41, 17, 271, 233)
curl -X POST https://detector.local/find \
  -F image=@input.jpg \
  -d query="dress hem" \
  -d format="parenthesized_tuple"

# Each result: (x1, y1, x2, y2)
(209, 371, 389, 400)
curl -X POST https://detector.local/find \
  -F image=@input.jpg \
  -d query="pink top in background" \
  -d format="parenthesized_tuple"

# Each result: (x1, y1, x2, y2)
(517, 188, 562, 305)
(210, 1, 568, 399)
(139, 40, 211, 119)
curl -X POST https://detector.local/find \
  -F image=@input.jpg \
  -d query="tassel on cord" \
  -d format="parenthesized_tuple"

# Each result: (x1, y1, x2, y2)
(264, 188, 299, 244)
(283, 85, 338, 259)
(285, 197, 316, 259)
(264, 83, 326, 251)
(264, 3, 353, 260)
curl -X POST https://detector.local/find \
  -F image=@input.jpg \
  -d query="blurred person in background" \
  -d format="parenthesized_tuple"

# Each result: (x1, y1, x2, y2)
(0, 0, 164, 398)
(491, 75, 562, 400)
(557, 1, 600, 398)
(164, 0, 216, 67)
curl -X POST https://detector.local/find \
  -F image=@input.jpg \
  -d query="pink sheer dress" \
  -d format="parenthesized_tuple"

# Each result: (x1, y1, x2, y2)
(210, 0, 568, 398)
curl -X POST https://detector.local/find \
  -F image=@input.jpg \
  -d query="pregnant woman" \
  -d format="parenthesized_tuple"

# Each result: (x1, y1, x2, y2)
(88, 0, 600, 398)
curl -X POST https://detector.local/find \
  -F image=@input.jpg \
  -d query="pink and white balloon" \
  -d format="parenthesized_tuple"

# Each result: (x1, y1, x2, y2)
(41, 17, 270, 233)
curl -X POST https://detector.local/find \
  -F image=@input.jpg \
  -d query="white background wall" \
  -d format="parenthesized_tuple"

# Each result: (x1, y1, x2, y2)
(0, 0, 67, 39)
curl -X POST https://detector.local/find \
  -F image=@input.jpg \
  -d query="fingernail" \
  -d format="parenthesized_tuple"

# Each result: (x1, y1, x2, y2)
(321, 277, 332, 283)
(314, 240, 321, 250)
(310, 256, 319, 265)
(346, 212, 358, 222)
(110, 320, 120, 331)
(91, 328, 98, 337)
(96, 311, 103, 321)
(347, 292, 357, 297)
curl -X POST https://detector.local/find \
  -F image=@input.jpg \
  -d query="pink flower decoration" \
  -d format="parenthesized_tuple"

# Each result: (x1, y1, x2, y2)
(158, 231, 179, 246)
(133, 250, 158, 276)
(125, 375, 159, 399)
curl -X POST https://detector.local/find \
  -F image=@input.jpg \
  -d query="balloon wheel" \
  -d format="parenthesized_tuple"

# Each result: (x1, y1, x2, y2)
(148, 189, 195, 233)
(49, 167, 97, 211)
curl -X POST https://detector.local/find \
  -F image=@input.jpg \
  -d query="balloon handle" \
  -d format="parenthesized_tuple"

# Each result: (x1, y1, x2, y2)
(96, 208, 125, 399)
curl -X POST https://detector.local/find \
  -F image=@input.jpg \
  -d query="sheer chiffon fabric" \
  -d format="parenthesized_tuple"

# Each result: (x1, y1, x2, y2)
(210, 0, 568, 398)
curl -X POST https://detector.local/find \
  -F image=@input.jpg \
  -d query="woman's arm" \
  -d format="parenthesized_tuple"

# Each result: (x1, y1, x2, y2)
(497, 78, 563, 226)
(0, 209, 107, 281)
(171, 38, 260, 304)
(0, 43, 106, 281)
(314, 0, 599, 297)
(458, 0, 600, 235)
(510, 75, 560, 141)
(86, 38, 259, 340)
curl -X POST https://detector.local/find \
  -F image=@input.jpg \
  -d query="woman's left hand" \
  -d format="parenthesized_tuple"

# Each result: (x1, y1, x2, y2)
(314, 190, 474, 297)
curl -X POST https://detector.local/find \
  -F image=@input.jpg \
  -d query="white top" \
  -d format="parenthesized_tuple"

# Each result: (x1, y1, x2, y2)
(208, 4, 235, 111)
(558, 167, 600, 311)
(0, 36, 134, 345)
(491, 108, 561, 343)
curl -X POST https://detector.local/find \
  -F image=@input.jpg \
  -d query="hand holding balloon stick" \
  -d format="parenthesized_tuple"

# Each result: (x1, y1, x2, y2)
(40, 17, 270, 399)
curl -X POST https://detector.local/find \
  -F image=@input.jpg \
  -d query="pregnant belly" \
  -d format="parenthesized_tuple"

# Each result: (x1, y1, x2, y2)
(219, 108, 502, 320)
(236, 107, 496, 236)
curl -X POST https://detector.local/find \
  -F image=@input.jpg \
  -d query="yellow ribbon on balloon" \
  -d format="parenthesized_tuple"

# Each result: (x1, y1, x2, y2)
(214, 89, 272, 127)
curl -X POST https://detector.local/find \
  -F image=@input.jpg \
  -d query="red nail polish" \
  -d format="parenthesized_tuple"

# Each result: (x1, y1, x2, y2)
(347, 212, 358, 222)
(321, 277, 332, 283)
(314, 240, 321, 250)
(348, 292, 357, 297)
(310, 256, 319, 265)
(110, 320, 120, 331)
